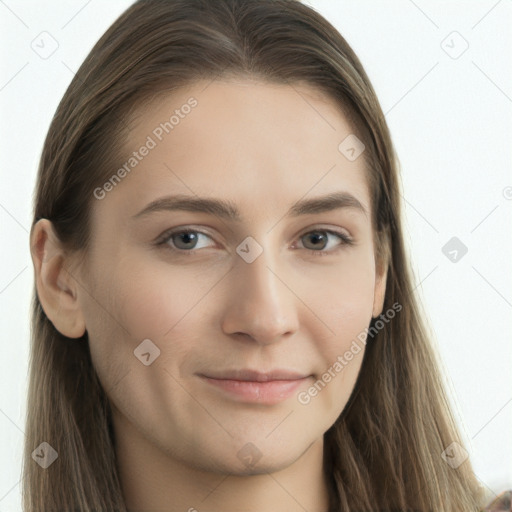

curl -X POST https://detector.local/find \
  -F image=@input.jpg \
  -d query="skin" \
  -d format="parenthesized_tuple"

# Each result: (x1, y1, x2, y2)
(31, 78, 387, 512)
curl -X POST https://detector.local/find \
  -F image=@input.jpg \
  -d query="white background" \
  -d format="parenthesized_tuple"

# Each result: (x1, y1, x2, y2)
(1, 1, 511, 510)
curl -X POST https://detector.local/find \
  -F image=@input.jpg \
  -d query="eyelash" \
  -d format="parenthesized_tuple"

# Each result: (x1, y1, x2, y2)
(156, 227, 354, 257)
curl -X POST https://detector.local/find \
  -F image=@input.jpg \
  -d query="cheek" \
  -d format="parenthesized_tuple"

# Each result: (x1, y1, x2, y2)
(303, 245, 376, 335)
(305, 301, 369, 422)
(302, 251, 375, 412)
(105, 255, 220, 340)
(82, 256, 214, 427)
(80, 255, 198, 380)
(85, 254, 229, 397)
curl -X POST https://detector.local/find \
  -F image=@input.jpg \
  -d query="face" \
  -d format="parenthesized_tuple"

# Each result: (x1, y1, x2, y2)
(42, 79, 386, 475)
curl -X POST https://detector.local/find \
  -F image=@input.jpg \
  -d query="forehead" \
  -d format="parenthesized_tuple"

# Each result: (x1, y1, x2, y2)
(93, 78, 371, 223)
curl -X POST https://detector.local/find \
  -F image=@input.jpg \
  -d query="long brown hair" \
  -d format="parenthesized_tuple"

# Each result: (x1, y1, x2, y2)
(25, 0, 488, 510)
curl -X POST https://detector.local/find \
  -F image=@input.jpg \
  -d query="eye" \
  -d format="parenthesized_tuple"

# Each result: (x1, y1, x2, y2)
(295, 228, 354, 257)
(156, 227, 354, 257)
(157, 228, 215, 254)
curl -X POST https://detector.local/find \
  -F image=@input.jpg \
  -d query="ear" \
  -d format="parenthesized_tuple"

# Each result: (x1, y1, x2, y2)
(372, 261, 388, 318)
(30, 219, 86, 339)
(372, 232, 389, 318)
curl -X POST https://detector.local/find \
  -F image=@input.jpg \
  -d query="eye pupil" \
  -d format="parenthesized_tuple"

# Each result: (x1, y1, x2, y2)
(174, 232, 198, 249)
(304, 231, 327, 250)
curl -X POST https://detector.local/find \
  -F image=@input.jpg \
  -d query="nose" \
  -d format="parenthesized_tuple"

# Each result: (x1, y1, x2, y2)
(220, 242, 300, 346)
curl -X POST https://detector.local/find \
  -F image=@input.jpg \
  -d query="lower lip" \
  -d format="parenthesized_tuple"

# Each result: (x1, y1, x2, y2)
(200, 376, 310, 404)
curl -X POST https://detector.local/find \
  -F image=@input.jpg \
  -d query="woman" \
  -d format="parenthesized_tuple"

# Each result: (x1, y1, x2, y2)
(25, 0, 509, 510)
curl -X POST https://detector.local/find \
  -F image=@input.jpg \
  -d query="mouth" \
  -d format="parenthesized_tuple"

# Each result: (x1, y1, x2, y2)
(197, 369, 313, 405)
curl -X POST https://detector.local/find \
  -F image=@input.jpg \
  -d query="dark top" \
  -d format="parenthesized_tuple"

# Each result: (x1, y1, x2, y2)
(482, 490, 512, 511)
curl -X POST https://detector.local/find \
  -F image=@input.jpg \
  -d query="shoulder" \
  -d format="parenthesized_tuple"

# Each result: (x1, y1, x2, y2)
(482, 490, 512, 511)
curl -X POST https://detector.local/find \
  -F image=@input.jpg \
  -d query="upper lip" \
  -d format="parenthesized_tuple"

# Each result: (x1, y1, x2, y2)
(199, 369, 310, 382)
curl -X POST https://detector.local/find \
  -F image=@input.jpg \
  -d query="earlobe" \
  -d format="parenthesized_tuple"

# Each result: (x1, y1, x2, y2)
(30, 219, 86, 339)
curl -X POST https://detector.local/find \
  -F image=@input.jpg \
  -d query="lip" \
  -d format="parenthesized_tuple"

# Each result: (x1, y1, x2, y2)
(198, 369, 312, 404)
(201, 368, 310, 382)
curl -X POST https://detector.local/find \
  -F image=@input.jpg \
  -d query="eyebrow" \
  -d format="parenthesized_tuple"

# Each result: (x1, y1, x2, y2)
(131, 191, 368, 221)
